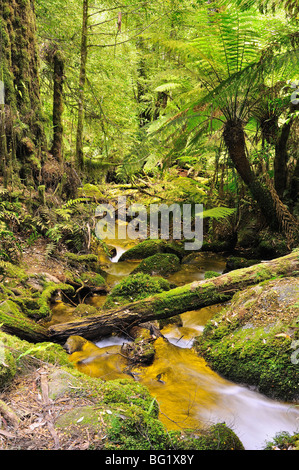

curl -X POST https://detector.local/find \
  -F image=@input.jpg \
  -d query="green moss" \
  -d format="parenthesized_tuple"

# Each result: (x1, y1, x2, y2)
(169, 423, 245, 450)
(65, 253, 98, 265)
(0, 335, 17, 389)
(104, 273, 172, 309)
(73, 304, 98, 317)
(118, 240, 165, 261)
(0, 331, 70, 379)
(104, 403, 170, 450)
(38, 282, 75, 318)
(0, 299, 48, 341)
(132, 253, 181, 277)
(119, 239, 185, 262)
(204, 271, 221, 279)
(98, 379, 159, 417)
(0, 261, 28, 283)
(80, 272, 106, 287)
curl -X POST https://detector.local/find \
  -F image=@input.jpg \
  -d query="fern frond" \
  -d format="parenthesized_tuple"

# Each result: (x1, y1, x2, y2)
(63, 198, 89, 209)
(197, 207, 236, 220)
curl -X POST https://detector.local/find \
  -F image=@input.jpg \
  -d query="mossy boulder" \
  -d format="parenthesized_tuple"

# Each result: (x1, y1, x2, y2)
(169, 423, 245, 450)
(119, 239, 184, 262)
(195, 277, 299, 401)
(73, 304, 98, 317)
(103, 402, 171, 450)
(80, 272, 106, 287)
(103, 273, 173, 309)
(97, 378, 160, 417)
(55, 402, 170, 451)
(122, 338, 156, 365)
(132, 253, 181, 277)
(0, 331, 70, 382)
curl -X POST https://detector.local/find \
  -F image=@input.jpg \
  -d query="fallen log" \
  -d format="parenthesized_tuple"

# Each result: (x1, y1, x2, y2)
(48, 251, 299, 344)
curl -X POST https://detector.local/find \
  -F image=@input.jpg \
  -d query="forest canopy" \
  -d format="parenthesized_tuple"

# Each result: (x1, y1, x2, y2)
(0, 0, 298, 252)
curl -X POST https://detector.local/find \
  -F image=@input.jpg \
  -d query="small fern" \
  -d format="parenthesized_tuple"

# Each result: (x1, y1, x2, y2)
(63, 198, 88, 209)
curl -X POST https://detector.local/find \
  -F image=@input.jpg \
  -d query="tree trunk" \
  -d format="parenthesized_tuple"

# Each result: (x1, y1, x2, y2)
(48, 251, 299, 344)
(75, 0, 89, 170)
(0, 0, 46, 183)
(290, 158, 299, 206)
(51, 47, 65, 163)
(223, 119, 281, 230)
(136, 38, 152, 128)
(274, 103, 299, 198)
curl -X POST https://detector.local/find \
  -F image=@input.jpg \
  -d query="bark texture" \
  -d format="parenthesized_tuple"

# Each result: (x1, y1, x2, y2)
(0, 0, 46, 183)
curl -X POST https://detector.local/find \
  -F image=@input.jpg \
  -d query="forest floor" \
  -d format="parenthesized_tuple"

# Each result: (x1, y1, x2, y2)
(21, 239, 68, 282)
(0, 363, 105, 450)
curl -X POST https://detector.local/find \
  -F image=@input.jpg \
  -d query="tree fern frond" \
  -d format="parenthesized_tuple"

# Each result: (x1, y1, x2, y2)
(198, 207, 236, 220)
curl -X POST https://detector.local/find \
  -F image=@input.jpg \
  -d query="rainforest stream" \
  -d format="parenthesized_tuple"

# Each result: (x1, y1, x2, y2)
(50, 242, 299, 450)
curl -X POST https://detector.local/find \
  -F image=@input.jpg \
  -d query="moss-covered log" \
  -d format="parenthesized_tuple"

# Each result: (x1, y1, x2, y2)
(48, 251, 299, 343)
(0, 300, 49, 343)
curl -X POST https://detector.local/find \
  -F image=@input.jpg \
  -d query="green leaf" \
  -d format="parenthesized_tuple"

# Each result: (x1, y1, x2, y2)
(197, 207, 236, 220)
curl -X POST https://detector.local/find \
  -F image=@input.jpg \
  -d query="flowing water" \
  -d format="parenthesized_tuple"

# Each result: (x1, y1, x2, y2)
(52, 242, 299, 450)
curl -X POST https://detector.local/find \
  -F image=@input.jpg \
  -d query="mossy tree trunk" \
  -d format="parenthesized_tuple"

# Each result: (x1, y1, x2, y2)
(0, 0, 46, 185)
(48, 251, 299, 343)
(75, 0, 89, 171)
(51, 46, 65, 163)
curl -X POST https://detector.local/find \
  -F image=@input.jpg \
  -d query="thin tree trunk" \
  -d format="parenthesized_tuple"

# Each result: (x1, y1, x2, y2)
(0, 106, 8, 185)
(51, 47, 65, 163)
(48, 251, 299, 343)
(76, 0, 89, 170)
(274, 120, 292, 197)
(290, 158, 299, 205)
(274, 103, 298, 198)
